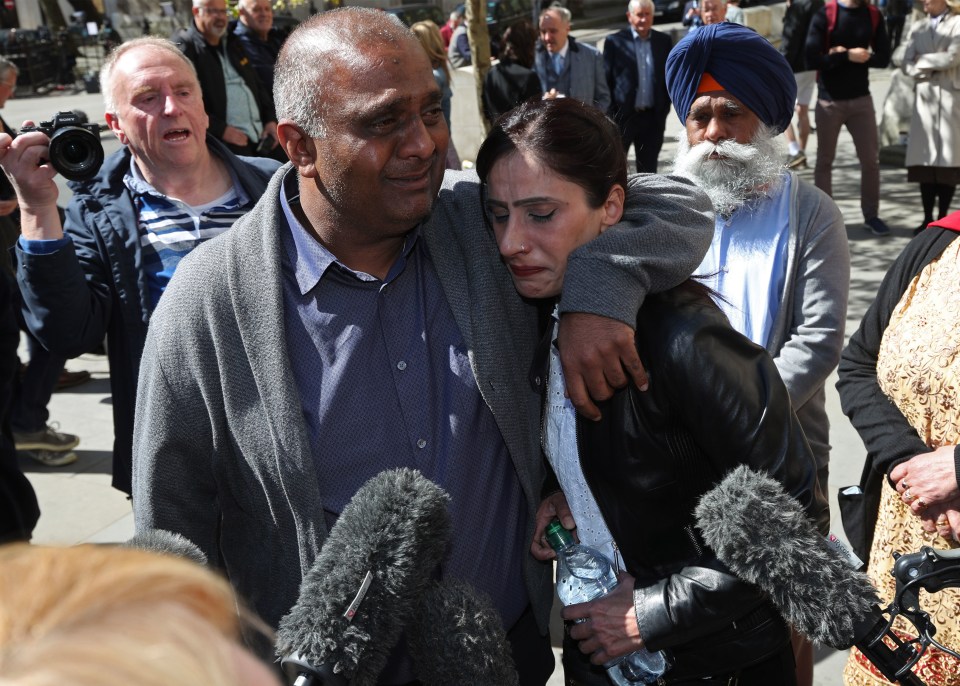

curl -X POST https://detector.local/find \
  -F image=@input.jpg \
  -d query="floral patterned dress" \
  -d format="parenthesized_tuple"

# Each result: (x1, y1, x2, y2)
(843, 239, 960, 686)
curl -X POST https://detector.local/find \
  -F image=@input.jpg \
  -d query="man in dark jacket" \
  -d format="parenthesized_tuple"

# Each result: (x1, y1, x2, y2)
(682, 0, 703, 27)
(806, 0, 891, 236)
(233, 0, 284, 94)
(603, 0, 672, 173)
(0, 38, 279, 495)
(781, 0, 824, 169)
(173, 0, 280, 159)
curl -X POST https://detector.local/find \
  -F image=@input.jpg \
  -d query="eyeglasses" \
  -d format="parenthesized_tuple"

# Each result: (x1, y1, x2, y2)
(200, 7, 228, 15)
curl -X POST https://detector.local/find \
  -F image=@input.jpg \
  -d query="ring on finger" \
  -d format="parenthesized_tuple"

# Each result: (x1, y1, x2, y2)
(901, 479, 909, 491)
(903, 488, 915, 503)
(916, 497, 928, 512)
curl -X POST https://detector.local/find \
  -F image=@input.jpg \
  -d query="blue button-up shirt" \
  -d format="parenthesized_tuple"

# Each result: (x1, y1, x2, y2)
(633, 28, 654, 110)
(278, 170, 529, 682)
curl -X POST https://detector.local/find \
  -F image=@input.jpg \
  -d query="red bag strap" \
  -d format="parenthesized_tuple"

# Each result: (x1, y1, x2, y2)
(824, 1, 881, 51)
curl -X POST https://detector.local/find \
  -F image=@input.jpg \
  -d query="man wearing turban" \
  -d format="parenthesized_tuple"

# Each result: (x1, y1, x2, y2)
(666, 25, 851, 684)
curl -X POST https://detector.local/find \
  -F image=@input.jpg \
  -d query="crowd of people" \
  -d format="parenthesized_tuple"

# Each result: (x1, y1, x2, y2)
(0, 3, 958, 686)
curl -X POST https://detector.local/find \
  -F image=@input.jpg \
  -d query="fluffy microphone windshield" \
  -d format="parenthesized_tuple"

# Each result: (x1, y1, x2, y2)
(276, 468, 451, 685)
(409, 579, 519, 686)
(695, 465, 879, 649)
(125, 529, 208, 566)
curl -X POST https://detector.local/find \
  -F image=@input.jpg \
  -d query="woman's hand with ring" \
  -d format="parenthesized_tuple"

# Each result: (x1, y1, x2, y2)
(890, 446, 960, 516)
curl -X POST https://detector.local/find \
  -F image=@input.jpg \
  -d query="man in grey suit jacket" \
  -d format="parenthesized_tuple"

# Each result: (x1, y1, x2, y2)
(133, 8, 713, 685)
(535, 6, 611, 111)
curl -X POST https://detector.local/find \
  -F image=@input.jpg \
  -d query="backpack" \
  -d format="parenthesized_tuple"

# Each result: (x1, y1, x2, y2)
(824, 0, 882, 50)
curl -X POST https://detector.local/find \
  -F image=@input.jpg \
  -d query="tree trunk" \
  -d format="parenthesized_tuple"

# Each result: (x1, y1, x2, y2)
(38, 0, 67, 29)
(66, 0, 103, 24)
(465, 0, 492, 133)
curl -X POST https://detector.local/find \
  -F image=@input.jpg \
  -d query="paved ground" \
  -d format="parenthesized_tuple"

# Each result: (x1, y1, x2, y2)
(9, 43, 931, 686)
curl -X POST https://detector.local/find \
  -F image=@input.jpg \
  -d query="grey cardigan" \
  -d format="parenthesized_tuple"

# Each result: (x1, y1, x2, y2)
(766, 174, 850, 477)
(132, 167, 714, 634)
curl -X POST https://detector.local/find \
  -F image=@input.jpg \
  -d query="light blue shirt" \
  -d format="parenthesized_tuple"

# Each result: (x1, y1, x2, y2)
(551, 40, 570, 76)
(632, 29, 654, 110)
(219, 38, 262, 142)
(696, 174, 793, 348)
(552, 50, 565, 75)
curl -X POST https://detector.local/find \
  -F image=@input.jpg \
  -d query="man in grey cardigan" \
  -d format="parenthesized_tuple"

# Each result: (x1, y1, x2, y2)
(667, 23, 849, 686)
(133, 8, 714, 684)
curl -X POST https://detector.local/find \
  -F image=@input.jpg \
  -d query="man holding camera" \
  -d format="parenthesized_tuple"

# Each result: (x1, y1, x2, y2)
(0, 37, 279, 495)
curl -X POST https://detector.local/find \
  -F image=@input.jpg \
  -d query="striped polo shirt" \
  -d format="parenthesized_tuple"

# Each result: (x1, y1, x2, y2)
(124, 159, 251, 310)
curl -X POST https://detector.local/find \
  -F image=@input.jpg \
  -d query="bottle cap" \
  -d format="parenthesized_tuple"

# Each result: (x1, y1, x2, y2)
(545, 519, 574, 551)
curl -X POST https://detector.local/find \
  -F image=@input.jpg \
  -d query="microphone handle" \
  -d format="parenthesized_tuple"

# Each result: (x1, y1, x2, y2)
(854, 607, 926, 686)
(281, 653, 350, 686)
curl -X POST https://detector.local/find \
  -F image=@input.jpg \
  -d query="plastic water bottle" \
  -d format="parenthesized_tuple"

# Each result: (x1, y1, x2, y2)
(545, 519, 669, 685)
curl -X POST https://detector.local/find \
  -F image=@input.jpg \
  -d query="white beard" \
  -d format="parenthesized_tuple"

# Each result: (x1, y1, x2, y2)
(673, 127, 786, 217)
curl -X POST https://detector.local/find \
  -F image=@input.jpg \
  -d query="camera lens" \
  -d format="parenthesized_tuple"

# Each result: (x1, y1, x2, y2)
(61, 141, 87, 165)
(48, 127, 104, 182)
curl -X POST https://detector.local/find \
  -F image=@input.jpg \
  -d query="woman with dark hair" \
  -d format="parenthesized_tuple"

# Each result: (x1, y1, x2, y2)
(476, 97, 827, 686)
(482, 21, 544, 123)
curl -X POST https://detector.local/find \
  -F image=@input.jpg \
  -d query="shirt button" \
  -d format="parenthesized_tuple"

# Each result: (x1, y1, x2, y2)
(397, 360, 407, 371)
(534, 376, 542, 386)
(417, 438, 427, 449)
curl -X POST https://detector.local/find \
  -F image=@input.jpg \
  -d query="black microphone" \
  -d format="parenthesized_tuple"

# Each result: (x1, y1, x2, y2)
(408, 579, 519, 686)
(275, 468, 451, 686)
(695, 465, 926, 686)
(125, 528, 208, 566)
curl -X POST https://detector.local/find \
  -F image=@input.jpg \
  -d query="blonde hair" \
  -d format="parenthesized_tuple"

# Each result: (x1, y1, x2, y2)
(411, 20, 451, 85)
(0, 544, 274, 686)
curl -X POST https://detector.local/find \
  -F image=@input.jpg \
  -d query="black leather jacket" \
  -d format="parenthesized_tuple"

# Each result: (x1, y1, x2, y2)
(537, 285, 829, 678)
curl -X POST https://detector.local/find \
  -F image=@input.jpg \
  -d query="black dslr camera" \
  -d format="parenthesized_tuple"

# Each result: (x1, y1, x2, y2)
(19, 111, 104, 182)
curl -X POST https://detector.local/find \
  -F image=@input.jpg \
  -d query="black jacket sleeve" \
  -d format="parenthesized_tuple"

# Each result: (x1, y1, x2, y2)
(633, 292, 825, 649)
(836, 229, 960, 481)
(805, 8, 834, 72)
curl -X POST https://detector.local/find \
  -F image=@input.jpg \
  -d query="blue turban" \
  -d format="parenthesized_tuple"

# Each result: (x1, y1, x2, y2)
(665, 23, 797, 134)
